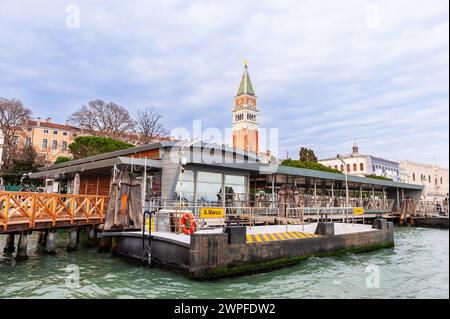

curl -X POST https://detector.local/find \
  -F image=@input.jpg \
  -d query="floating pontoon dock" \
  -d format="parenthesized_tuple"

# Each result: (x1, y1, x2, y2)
(101, 220, 394, 279)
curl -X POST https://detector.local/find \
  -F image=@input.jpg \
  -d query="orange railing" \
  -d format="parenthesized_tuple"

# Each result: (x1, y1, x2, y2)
(0, 191, 107, 231)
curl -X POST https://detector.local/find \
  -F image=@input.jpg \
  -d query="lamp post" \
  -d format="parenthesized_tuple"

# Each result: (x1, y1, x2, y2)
(337, 154, 349, 224)
(178, 138, 200, 208)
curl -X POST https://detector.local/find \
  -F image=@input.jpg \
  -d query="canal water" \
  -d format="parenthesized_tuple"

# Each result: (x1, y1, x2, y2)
(0, 226, 448, 299)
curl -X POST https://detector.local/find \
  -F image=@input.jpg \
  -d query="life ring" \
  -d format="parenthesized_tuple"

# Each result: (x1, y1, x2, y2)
(180, 213, 197, 235)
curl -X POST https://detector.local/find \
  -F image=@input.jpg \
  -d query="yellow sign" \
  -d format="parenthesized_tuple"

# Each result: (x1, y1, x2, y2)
(353, 207, 364, 215)
(200, 207, 225, 219)
(145, 217, 155, 233)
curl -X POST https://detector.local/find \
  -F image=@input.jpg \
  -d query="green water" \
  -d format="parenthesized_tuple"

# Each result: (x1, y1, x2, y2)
(0, 227, 448, 299)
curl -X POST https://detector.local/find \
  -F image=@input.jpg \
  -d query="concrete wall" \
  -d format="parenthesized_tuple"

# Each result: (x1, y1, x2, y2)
(187, 227, 394, 278)
(116, 233, 191, 271)
(113, 225, 394, 279)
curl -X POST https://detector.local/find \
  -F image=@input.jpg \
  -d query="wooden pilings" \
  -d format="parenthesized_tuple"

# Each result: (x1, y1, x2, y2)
(16, 232, 29, 261)
(67, 229, 78, 251)
(43, 229, 56, 254)
(3, 233, 15, 255)
(1, 225, 104, 260)
(98, 236, 112, 253)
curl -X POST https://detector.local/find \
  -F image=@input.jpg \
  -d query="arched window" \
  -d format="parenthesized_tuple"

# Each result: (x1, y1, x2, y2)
(441, 177, 443, 184)
(413, 173, 415, 181)
(428, 175, 431, 183)
(360, 163, 364, 171)
(347, 164, 351, 172)
(335, 165, 338, 170)
(340, 165, 344, 172)
(353, 164, 357, 171)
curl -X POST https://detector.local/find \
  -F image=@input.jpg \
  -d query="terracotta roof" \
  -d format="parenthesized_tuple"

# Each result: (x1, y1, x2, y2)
(26, 120, 81, 131)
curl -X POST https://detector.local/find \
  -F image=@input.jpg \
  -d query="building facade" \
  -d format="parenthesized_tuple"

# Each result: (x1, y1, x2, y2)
(232, 62, 259, 154)
(399, 160, 449, 200)
(319, 143, 401, 181)
(7, 118, 81, 164)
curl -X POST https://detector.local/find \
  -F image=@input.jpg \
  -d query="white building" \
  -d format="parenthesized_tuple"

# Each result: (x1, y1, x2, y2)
(319, 143, 400, 181)
(399, 160, 449, 200)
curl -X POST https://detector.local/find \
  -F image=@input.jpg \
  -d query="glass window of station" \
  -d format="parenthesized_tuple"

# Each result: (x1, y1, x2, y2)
(173, 170, 247, 207)
(196, 171, 222, 206)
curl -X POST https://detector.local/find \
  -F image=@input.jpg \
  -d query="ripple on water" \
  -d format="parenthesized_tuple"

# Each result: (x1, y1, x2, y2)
(0, 227, 448, 299)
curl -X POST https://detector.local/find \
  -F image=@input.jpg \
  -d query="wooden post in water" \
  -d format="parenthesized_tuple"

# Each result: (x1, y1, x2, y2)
(111, 237, 119, 256)
(45, 229, 56, 254)
(98, 236, 112, 253)
(3, 233, 15, 255)
(67, 228, 78, 251)
(16, 231, 29, 261)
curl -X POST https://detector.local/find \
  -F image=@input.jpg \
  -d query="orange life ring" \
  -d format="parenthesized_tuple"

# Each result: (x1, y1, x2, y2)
(180, 213, 197, 235)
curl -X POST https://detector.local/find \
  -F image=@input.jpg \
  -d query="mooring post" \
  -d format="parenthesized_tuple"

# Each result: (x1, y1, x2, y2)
(315, 222, 335, 236)
(111, 237, 119, 256)
(15, 232, 29, 261)
(88, 226, 96, 240)
(85, 226, 97, 247)
(67, 228, 78, 251)
(45, 229, 56, 254)
(36, 231, 43, 244)
(3, 233, 16, 254)
(98, 236, 112, 253)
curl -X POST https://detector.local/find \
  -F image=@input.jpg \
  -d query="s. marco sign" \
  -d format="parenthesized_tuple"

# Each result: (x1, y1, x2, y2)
(200, 207, 225, 218)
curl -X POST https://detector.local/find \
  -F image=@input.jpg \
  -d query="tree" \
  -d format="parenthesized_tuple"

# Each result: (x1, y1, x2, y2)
(68, 136, 134, 159)
(0, 98, 32, 169)
(299, 147, 318, 162)
(281, 158, 342, 174)
(135, 107, 168, 144)
(54, 156, 71, 164)
(68, 99, 135, 139)
(1, 145, 45, 185)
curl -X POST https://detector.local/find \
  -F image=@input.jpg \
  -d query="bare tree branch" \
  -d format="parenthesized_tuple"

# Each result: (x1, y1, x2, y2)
(68, 100, 135, 139)
(0, 97, 32, 169)
(135, 107, 168, 144)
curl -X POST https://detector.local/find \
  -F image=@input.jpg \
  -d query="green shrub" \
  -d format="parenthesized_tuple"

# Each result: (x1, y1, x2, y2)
(54, 156, 72, 164)
(281, 159, 342, 174)
(68, 136, 134, 159)
(365, 174, 393, 181)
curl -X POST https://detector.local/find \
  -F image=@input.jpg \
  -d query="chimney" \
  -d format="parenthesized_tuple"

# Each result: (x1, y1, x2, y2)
(46, 117, 51, 123)
(36, 117, 41, 126)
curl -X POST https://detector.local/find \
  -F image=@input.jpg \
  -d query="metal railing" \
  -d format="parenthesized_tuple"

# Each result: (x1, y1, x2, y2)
(143, 196, 393, 233)
(0, 191, 107, 231)
(414, 199, 449, 217)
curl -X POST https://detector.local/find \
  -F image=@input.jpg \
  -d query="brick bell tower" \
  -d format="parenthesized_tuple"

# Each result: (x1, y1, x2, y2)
(232, 61, 259, 154)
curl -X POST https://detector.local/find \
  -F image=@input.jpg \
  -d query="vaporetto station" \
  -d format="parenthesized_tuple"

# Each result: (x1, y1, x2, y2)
(21, 140, 423, 278)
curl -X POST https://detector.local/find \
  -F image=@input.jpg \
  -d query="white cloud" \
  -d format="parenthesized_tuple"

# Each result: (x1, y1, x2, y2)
(0, 0, 448, 167)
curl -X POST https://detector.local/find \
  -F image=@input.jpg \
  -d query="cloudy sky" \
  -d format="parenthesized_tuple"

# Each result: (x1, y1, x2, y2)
(0, 0, 448, 167)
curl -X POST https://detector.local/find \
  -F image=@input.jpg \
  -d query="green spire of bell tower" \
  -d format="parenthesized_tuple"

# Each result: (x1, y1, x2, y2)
(237, 60, 255, 96)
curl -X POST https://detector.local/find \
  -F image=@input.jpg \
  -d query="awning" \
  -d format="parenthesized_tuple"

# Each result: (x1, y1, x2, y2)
(29, 157, 162, 179)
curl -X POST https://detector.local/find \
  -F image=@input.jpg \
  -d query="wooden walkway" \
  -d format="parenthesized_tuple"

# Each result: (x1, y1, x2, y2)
(0, 191, 107, 233)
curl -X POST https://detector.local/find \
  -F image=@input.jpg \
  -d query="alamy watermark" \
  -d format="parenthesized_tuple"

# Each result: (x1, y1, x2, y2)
(365, 264, 380, 289)
(365, 5, 382, 29)
(65, 264, 81, 289)
(65, 3, 80, 29)
(168, 120, 280, 173)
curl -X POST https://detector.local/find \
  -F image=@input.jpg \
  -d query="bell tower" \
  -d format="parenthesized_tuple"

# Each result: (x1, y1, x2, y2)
(232, 61, 259, 154)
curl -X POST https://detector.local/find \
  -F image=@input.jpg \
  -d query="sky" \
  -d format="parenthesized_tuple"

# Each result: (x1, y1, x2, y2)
(0, 0, 448, 167)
